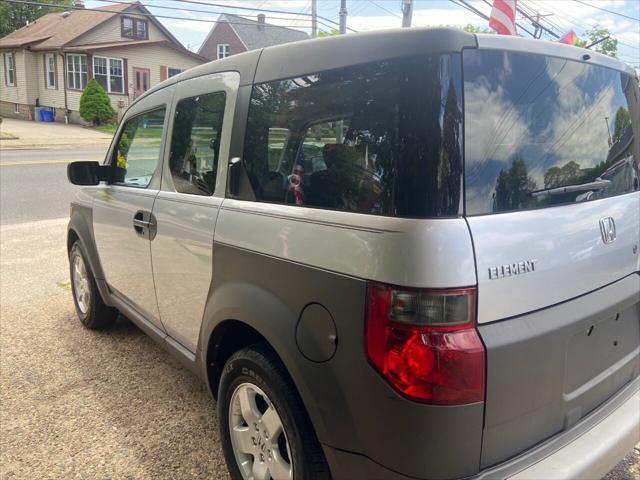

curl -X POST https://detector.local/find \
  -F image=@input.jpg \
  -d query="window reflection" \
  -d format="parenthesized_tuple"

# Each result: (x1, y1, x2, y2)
(464, 50, 638, 215)
(243, 54, 464, 217)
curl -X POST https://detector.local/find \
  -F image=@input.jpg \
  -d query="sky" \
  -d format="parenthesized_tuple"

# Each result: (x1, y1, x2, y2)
(85, 0, 640, 67)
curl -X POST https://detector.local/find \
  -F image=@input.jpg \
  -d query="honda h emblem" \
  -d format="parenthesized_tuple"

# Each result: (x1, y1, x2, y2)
(599, 217, 616, 244)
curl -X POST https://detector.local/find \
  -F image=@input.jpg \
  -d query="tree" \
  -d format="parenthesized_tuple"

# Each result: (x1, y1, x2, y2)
(584, 27, 618, 58)
(612, 107, 631, 143)
(79, 79, 115, 126)
(318, 29, 340, 37)
(0, 0, 72, 38)
(494, 158, 537, 212)
(462, 24, 492, 34)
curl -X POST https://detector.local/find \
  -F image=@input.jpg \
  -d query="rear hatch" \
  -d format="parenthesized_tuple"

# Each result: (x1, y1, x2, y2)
(462, 47, 640, 467)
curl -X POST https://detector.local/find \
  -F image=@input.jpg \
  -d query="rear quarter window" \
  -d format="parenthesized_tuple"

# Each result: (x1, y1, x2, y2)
(241, 54, 464, 218)
(463, 49, 639, 215)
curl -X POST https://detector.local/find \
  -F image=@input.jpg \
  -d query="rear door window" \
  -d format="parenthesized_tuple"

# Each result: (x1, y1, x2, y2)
(463, 49, 639, 215)
(168, 92, 226, 196)
(242, 54, 464, 217)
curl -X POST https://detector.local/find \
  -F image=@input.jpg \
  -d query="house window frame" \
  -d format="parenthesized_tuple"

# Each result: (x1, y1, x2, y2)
(121, 15, 149, 40)
(4, 53, 15, 86)
(93, 55, 124, 94)
(167, 67, 183, 78)
(45, 53, 56, 89)
(66, 54, 87, 90)
(217, 44, 230, 59)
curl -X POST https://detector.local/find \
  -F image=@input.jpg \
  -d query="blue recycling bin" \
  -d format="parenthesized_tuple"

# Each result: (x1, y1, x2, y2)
(40, 110, 54, 122)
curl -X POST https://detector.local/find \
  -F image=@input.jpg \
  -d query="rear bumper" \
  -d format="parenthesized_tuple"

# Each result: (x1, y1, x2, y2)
(507, 382, 639, 480)
(323, 377, 639, 480)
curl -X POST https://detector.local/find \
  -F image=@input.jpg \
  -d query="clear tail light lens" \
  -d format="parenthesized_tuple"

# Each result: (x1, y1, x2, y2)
(365, 283, 485, 405)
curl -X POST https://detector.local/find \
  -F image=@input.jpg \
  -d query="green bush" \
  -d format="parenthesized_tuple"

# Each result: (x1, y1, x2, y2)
(79, 79, 115, 125)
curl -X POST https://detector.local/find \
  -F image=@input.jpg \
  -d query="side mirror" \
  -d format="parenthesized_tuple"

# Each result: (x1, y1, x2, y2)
(67, 161, 110, 186)
(228, 157, 242, 195)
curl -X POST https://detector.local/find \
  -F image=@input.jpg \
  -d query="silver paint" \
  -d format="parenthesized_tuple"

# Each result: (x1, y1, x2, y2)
(150, 72, 239, 353)
(215, 199, 477, 289)
(468, 192, 640, 324)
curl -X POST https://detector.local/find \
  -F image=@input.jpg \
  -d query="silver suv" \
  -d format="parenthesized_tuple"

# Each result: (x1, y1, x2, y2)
(66, 28, 640, 480)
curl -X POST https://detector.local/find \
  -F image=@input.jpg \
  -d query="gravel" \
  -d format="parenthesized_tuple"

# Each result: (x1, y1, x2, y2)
(0, 218, 637, 479)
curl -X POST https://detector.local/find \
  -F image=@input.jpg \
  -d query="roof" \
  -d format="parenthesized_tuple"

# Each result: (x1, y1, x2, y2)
(63, 39, 208, 62)
(0, 2, 184, 52)
(0, 3, 129, 49)
(199, 13, 308, 54)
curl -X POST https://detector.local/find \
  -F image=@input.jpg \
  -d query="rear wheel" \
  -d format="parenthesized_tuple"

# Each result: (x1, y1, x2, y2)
(218, 344, 331, 480)
(69, 240, 117, 329)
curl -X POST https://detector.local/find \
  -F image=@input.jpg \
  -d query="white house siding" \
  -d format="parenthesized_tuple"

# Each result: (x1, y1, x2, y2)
(35, 52, 66, 109)
(0, 50, 22, 104)
(71, 12, 166, 46)
(23, 51, 40, 105)
(65, 44, 202, 115)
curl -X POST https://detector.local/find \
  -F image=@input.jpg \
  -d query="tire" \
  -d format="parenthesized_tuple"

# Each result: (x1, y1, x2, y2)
(219, 344, 331, 480)
(69, 240, 117, 329)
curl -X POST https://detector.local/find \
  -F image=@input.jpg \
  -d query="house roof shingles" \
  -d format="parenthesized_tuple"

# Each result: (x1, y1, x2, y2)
(218, 13, 308, 51)
(0, 3, 130, 49)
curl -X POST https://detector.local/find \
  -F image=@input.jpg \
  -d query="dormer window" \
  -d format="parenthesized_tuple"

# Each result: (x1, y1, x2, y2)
(121, 16, 148, 40)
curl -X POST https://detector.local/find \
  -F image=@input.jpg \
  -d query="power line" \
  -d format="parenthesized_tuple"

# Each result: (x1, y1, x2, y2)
(451, 0, 535, 37)
(94, 0, 318, 25)
(573, 0, 640, 22)
(367, 0, 402, 19)
(0, 0, 318, 30)
(167, 0, 358, 32)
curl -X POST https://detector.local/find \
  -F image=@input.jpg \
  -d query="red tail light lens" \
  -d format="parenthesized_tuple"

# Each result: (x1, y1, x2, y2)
(365, 283, 485, 405)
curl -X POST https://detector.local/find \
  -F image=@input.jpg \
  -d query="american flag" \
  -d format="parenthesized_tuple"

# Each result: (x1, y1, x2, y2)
(288, 150, 305, 205)
(489, 0, 518, 36)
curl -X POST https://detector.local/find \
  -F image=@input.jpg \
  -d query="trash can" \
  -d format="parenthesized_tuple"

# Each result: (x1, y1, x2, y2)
(34, 107, 43, 122)
(40, 110, 54, 122)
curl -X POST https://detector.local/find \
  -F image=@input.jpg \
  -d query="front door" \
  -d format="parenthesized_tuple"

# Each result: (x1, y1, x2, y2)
(93, 87, 172, 329)
(133, 67, 150, 99)
(150, 72, 239, 352)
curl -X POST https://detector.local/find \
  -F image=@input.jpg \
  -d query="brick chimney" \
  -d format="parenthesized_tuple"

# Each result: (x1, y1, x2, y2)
(257, 14, 265, 31)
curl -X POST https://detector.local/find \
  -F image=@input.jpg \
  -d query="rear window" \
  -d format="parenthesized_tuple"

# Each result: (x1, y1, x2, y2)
(464, 49, 639, 215)
(242, 54, 463, 217)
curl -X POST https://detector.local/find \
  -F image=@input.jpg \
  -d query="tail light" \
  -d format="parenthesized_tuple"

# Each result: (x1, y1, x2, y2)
(365, 283, 485, 405)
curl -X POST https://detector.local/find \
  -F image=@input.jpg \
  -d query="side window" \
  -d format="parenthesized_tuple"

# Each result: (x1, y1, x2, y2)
(114, 108, 166, 187)
(242, 54, 464, 217)
(169, 92, 226, 196)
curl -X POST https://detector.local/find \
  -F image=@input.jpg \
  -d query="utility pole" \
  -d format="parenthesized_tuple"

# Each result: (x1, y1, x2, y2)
(605, 116, 612, 147)
(339, 0, 347, 34)
(401, 0, 414, 28)
(311, 0, 317, 38)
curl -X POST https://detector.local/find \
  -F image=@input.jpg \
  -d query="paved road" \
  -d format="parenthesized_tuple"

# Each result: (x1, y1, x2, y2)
(0, 148, 106, 225)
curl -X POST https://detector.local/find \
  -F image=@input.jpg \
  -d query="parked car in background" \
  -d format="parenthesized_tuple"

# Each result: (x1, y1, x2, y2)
(66, 28, 639, 480)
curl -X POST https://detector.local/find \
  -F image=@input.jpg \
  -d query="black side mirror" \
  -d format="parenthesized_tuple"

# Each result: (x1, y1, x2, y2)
(228, 157, 242, 195)
(67, 161, 109, 186)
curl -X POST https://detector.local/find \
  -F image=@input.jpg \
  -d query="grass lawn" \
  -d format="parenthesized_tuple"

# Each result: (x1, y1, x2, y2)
(87, 124, 117, 135)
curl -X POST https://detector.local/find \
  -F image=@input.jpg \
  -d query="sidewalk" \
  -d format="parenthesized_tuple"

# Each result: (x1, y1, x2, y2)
(0, 118, 112, 150)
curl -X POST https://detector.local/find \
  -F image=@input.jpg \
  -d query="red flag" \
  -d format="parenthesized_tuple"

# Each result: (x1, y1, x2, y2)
(489, 0, 518, 36)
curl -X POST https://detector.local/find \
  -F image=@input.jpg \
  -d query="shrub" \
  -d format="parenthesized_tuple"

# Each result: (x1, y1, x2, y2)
(79, 79, 115, 125)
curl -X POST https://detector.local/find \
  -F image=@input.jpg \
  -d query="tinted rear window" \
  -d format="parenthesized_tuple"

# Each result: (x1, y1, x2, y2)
(464, 50, 639, 215)
(242, 54, 463, 217)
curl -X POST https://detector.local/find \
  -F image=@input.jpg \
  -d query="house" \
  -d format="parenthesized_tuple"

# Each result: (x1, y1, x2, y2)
(198, 13, 308, 61)
(0, 1, 206, 123)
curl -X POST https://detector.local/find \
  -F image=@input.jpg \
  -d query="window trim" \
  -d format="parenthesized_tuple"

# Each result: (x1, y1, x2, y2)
(4, 53, 15, 87)
(217, 44, 230, 60)
(44, 53, 56, 89)
(110, 106, 167, 188)
(93, 55, 124, 94)
(66, 54, 87, 90)
(121, 15, 149, 40)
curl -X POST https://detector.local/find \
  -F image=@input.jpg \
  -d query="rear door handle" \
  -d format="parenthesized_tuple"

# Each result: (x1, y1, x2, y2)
(133, 210, 156, 240)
